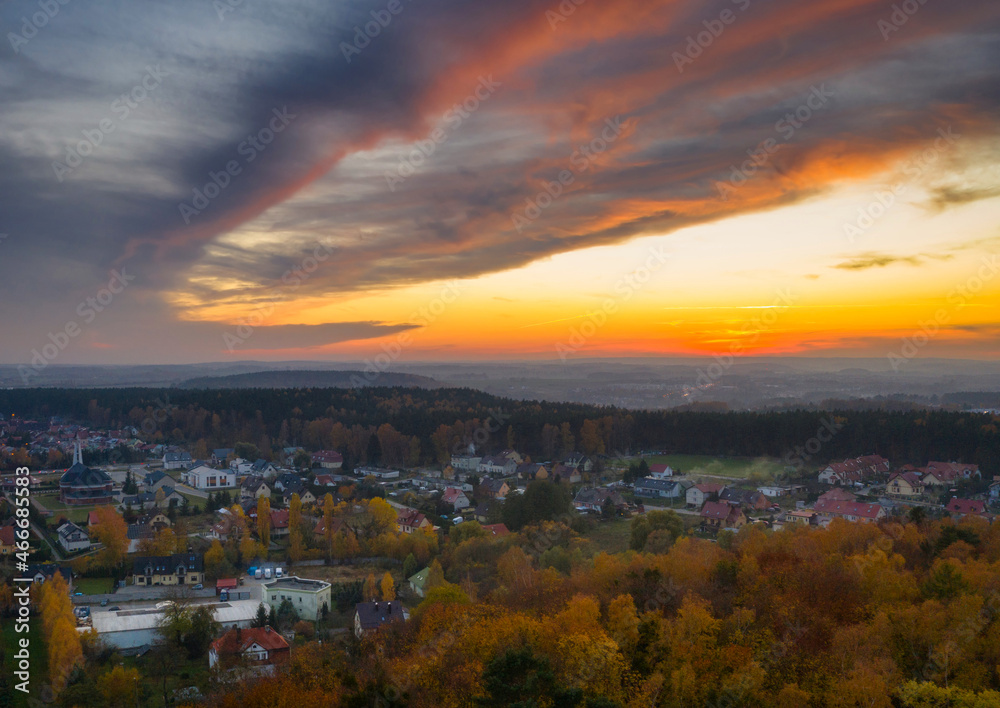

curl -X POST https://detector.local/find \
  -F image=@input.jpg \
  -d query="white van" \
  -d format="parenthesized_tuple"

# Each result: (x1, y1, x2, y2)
(254, 569, 262, 579)
(263, 567, 272, 579)
(275, 567, 283, 578)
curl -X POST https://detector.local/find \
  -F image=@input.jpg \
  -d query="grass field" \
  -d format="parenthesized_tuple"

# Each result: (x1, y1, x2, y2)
(585, 519, 633, 554)
(640, 454, 785, 480)
(73, 576, 114, 595)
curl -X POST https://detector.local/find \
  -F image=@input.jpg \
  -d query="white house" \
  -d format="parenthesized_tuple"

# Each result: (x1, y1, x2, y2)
(263, 576, 332, 622)
(184, 464, 235, 490)
(56, 522, 90, 553)
(228, 458, 254, 476)
(162, 451, 193, 470)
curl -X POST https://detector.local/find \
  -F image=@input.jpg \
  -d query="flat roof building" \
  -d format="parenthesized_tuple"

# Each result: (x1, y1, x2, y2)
(263, 576, 331, 622)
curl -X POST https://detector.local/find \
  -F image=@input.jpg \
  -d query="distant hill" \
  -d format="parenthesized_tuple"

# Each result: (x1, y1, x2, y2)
(176, 369, 439, 389)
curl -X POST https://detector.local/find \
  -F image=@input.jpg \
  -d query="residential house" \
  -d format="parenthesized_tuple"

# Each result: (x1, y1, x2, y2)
(700, 502, 746, 532)
(240, 477, 271, 503)
(127, 512, 171, 552)
(481, 478, 511, 500)
(273, 472, 302, 493)
(719, 488, 768, 511)
(184, 465, 235, 490)
(211, 449, 234, 467)
(397, 509, 431, 534)
(562, 452, 593, 472)
(757, 486, 797, 498)
(408, 568, 430, 598)
(163, 451, 193, 470)
(0, 523, 15, 555)
(550, 462, 582, 484)
(648, 464, 674, 479)
(686, 483, 725, 508)
(209, 626, 290, 674)
(261, 509, 286, 538)
(634, 477, 690, 501)
(228, 458, 253, 476)
(356, 467, 400, 480)
(946, 497, 988, 519)
(265, 576, 332, 621)
(817, 487, 857, 504)
(451, 452, 482, 472)
(140, 470, 174, 493)
(25, 564, 73, 587)
(59, 445, 114, 506)
(813, 499, 886, 524)
(312, 450, 344, 469)
(887, 471, 925, 497)
(574, 487, 626, 513)
(132, 553, 204, 586)
(313, 474, 338, 487)
(56, 521, 90, 553)
(211, 514, 235, 542)
(121, 486, 185, 511)
(818, 455, 891, 485)
(250, 459, 278, 477)
(473, 501, 501, 524)
(926, 461, 980, 480)
(782, 510, 818, 525)
(478, 456, 518, 477)
(280, 483, 315, 506)
(516, 463, 548, 482)
(482, 523, 510, 537)
(313, 516, 353, 538)
(354, 600, 408, 638)
(988, 476, 1000, 504)
(442, 487, 471, 511)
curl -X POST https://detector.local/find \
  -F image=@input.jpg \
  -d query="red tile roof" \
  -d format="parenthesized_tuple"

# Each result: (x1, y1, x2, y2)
(483, 523, 510, 536)
(269, 509, 289, 529)
(814, 499, 884, 520)
(210, 626, 289, 656)
(946, 498, 987, 516)
(0, 524, 15, 547)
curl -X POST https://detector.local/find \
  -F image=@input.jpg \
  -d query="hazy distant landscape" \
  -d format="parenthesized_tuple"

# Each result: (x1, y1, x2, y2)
(5, 358, 1000, 411)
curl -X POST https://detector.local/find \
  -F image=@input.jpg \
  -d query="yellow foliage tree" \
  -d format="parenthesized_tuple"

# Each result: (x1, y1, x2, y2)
(363, 573, 379, 601)
(257, 497, 271, 548)
(380, 572, 396, 601)
(90, 506, 129, 570)
(97, 664, 141, 708)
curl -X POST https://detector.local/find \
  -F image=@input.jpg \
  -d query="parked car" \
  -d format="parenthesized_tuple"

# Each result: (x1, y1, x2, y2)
(192, 583, 203, 590)
(107, 606, 120, 612)
(100, 599, 108, 607)
(73, 592, 83, 596)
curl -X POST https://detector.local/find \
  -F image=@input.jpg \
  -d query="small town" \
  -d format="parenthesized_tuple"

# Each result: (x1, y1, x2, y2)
(2, 408, 997, 705)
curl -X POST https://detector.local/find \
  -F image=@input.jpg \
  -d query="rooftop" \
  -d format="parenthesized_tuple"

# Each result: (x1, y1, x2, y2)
(264, 576, 330, 592)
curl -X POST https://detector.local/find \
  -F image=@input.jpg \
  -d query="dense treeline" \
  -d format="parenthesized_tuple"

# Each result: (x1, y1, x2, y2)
(1, 387, 998, 473)
(199, 515, 1000, 707)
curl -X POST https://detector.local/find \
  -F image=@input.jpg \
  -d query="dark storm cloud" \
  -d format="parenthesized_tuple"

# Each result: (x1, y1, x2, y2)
(0, 0, 999, 362)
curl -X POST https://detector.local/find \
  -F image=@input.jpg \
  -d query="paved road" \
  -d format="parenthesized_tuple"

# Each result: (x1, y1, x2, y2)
(30, 519, 63, 561)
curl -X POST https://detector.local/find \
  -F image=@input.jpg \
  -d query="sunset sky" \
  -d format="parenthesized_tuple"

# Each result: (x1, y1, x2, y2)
(1, 0, 999, 365)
